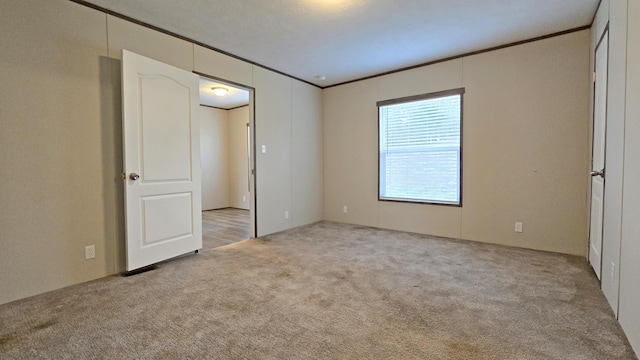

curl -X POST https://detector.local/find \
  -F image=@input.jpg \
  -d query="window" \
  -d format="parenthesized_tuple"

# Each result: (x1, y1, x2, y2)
(378, 88, 464, 206)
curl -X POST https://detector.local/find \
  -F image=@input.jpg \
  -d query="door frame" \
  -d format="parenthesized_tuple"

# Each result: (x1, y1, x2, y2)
(194, 71, 257, 238)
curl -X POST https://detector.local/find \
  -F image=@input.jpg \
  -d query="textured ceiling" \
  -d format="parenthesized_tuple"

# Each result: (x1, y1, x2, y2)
(80, 0, 599, 87)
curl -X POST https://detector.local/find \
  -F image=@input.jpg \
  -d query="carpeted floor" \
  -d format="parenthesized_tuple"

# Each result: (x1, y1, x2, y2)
(0, 221, 636, 359)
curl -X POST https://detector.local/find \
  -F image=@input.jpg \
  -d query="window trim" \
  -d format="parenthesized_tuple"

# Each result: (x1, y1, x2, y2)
(377, 87, 465, 207)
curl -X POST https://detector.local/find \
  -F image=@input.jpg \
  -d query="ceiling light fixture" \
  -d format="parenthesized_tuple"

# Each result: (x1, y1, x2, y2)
(211, 87, 228, 96)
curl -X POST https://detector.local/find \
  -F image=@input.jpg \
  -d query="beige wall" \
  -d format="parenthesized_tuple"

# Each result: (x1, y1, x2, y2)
(616, 0, 640, 354)
(0, 0, 323, 305)
(324, 30, 591, 256)
(615, 0, 640, 354)
(200, 106, 230, 210)
(194, 45, 253, 87)
(292, 82, 324, 227)
(228, 106, 250, 210)
(252, 66, 325, 235)
(0, 0, 116, 305)
(254, 67, 293, 235)
(200, 105, 251, 211)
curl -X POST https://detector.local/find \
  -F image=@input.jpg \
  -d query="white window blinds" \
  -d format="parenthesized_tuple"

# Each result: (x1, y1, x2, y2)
(378, 89, 464, 205)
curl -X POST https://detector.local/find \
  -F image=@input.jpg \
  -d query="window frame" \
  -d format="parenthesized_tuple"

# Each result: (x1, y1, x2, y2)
(377, 87, 465, 207)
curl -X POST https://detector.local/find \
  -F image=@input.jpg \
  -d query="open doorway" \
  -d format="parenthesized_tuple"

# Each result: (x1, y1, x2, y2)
(197, 75, 255, 248)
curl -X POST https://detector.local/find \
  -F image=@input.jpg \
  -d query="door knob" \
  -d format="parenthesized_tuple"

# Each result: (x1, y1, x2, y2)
(590, 169, 605, 178)
(129, 173, 140, 181)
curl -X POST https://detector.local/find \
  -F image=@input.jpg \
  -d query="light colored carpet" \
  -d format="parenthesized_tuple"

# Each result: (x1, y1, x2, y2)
(0, 221, 636, 359)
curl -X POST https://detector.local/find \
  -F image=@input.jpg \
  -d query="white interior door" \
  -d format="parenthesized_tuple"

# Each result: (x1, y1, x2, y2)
(122, 50, 202, 271)
(589, 33, 608, 280)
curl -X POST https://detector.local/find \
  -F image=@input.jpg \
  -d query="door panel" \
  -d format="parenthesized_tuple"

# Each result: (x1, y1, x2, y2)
(122, 50, 202, 271)
(589, 33, 608, 280)
(589, 188, 604, 279)
(139, 77, 192, 182)
(142, 193, 194, 245)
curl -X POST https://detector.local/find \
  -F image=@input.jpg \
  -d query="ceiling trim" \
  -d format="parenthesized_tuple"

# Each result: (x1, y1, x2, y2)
(70, 0, 592, 91)
(200, 103, 250, 111)
(69, 0, 321, 89)
(227, 104, 251, 111)
(200, 104, 228, 111)
(325, 25, 591, 89)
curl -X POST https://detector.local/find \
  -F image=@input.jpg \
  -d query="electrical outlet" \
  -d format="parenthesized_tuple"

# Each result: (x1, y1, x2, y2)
(85, 245, 95, 260)
(285, 211, 289, 219)
(343, 205, 348, 213)
(515, 222, 523, 233)
(242, 196, 246, 203)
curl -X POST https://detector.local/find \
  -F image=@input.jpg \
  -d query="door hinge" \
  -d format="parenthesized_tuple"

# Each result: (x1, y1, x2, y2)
(593, 71, 597, 83)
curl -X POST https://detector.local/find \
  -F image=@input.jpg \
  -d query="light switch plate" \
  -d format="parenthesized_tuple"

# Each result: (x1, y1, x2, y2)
(515, 222, 523, 233)
(261, 145, 266, 154)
